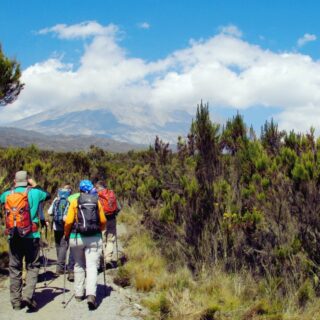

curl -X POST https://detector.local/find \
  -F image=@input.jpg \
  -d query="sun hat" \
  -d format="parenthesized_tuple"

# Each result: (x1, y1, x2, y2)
(15, 171, 28, 187)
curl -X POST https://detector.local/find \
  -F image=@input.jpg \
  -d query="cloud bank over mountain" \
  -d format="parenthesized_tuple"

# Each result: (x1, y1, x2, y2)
(2, 21, 320, 143)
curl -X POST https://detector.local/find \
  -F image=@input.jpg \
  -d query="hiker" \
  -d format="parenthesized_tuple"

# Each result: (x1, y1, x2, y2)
(0, 170, 50, 311)
(47, 185, 75, 279)
(95, 180, 121, 268)
(64, 180, 106, 310)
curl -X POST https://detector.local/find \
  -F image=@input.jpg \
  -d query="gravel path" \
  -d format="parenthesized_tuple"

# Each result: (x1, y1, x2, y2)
(0, 224, 145, 320)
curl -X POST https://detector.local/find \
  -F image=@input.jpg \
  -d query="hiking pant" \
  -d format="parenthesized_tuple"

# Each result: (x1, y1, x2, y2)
(105, 217, 116, 263)
(8, 237, 40, 307)
(54, 231, 75, 272)
(70, 235, 102, 297)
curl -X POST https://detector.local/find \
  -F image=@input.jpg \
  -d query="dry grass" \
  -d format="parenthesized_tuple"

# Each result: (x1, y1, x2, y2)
(121, 231, 166, 292)
(135, 273, 156, 292)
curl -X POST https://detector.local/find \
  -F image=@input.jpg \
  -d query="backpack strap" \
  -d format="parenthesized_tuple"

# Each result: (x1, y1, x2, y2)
(53, 196, 60, 215)
(9, 186, 31, 196)
(24, 186, 42, 233)
(24, 186, 32, 195)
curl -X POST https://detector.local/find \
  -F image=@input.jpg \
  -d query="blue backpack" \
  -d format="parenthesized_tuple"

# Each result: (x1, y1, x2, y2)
(53, 188, 71, 226)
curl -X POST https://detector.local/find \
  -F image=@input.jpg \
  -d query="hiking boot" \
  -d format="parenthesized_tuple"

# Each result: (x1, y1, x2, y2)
(67, 271, 74, 282)
(97, 261, 104, 273)
(23, 297, 37, 311)
(75, 295, 85, 302)
(105, 261, 114, 270)
(87, 295, 97, 310)
(12, 302, 24, 311)
(13, 305, 22, 310)
(55, 267, 64, 276)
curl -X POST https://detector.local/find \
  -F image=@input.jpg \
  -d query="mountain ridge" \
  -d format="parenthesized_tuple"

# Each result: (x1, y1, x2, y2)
(0, 127, 146, 153)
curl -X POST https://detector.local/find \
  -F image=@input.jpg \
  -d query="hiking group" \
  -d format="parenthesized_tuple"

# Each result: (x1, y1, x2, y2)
(0, 170, 121, 312)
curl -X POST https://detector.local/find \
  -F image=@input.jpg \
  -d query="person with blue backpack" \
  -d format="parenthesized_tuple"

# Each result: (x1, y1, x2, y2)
(48, 184, 74, 277)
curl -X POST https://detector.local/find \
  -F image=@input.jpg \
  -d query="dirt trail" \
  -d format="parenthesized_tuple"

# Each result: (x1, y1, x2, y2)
(0, 224, 145, 320)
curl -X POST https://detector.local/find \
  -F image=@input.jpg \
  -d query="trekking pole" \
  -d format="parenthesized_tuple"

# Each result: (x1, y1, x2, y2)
(45, 222, 51, 251)
(101, 240, 107, 297)
(41, 245, 47, 287)
(62, 240, 69, 306)
(115, 217, 119, 263)
(39, 225, 48, 287)
(63, 293, 74, 309)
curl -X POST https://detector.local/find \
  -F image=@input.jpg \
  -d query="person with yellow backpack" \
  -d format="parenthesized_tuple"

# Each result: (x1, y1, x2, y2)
(64, 180, 106, 310)
(0, 171, 50, 311)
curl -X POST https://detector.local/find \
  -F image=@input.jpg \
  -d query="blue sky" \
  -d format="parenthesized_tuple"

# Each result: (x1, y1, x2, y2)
(2, 0, 320, 66)
(1, 0, 320, 142)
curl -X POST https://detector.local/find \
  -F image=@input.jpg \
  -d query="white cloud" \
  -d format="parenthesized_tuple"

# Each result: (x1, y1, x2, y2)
(38, 21, 118, 39)
(138, 22, 150, 29)
(297, 33, 317, 47)
(3, 22, 320, 142)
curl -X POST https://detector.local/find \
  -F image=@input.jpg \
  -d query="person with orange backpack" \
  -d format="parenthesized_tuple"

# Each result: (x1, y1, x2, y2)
(95, 180, 121, 268)
(0, 171, 50, 311)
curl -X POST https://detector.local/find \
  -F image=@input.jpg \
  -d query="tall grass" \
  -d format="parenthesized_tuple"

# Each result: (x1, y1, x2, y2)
(117, 205, 320, 320)
(0, 224, 9, 270)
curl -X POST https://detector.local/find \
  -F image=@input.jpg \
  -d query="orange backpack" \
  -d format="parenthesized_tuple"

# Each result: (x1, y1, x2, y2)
(5, 188, 34, 237)
(98, 189, 118, 215)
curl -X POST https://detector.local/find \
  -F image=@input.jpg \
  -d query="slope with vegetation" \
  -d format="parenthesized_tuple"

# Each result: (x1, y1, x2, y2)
(1, 102, 320, 319)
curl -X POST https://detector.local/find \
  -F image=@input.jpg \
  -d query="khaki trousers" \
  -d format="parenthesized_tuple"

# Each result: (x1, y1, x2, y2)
(70, 235, 102, 297)
(105, 218, 116, 263)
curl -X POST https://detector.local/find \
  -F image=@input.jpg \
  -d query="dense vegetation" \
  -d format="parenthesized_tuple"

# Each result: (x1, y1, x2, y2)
(1, 101, 320, 318)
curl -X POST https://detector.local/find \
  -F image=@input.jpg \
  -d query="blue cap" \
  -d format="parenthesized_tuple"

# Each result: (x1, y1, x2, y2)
(79, 180, 93, 193)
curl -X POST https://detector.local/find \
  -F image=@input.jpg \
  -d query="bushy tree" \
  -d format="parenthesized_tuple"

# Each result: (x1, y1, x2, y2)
(0, 45, 24, 106)
(183, 101, 221, 264)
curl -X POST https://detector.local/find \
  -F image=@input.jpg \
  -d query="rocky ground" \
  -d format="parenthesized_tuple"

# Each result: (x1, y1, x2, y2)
(0, 224, 146, 320)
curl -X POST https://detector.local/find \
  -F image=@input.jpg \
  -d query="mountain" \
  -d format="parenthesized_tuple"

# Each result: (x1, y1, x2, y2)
(9, 108, 192, 145)
(0, 127, 146, 152)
